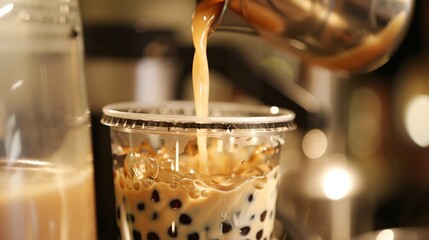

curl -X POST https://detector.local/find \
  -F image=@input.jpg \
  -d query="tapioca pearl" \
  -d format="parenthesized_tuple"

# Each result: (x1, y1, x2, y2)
(240, 226, 251, 236)
(126, 213, 135, 223)
(152, 212, 158, 220)
(179, 214, 192, 225)
(151, 189, 160, 202)
(170, 199, 182, 209)
(188, 232, 199, 240)
(221, 222, 232, 233)
(248, 194, 254, 202)
(168, 225, 179, 238)
(256, 230, 263, 240)
(133, 230, 142, 240)
(147, 232, 160, 240)
(260, 210, 267, 222)
(137, 202, 145, 211)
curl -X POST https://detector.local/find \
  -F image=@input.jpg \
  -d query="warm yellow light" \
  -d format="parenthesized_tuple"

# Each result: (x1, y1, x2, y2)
(0, 3, 13, 18)
(404, 95, 429, 147)
(270, 106, 280, 114)
(301, 155, 360, 200)
(302, 129, 328, 159)
(322, 167, 352, 200)
(376, 229, 394, 240)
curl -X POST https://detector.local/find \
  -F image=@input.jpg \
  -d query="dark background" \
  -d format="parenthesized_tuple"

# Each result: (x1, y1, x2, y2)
(82, 1, 429, 239)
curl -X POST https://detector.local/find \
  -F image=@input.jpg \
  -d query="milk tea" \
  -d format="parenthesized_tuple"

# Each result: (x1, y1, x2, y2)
(0, 162, 96, 240)
(111, 0, 286, 239)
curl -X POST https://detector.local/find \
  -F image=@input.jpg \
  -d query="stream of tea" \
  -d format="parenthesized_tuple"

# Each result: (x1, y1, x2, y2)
(191, 0, 224, 174)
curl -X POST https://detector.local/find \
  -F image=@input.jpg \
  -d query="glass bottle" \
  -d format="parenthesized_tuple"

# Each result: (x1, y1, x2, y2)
(0, 0, 97, 239)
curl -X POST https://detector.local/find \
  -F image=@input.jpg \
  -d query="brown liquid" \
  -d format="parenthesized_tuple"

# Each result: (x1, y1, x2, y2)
(191, 0, 224, 174)
(114, 140, 281, 240)
(191, 0, 223, 117)
(0, 162, 96, 240)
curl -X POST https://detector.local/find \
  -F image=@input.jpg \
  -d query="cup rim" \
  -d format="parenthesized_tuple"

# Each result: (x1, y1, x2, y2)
(101, 101, 296, 131)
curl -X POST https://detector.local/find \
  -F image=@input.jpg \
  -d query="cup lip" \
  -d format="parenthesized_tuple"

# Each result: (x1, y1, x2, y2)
(101, 101, 296, 131)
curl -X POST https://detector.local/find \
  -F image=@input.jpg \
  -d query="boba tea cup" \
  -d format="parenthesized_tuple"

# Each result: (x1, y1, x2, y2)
(101, 101, 296, 240)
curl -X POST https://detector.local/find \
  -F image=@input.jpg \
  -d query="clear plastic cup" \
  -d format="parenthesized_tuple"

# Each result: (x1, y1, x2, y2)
(101, 101, 296, 240)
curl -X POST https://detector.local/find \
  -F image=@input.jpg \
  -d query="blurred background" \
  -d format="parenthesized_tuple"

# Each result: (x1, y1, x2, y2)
(78, 0, 429, 239)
